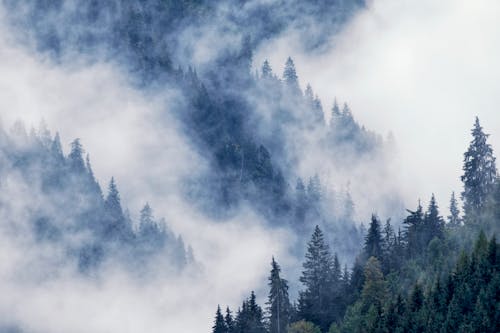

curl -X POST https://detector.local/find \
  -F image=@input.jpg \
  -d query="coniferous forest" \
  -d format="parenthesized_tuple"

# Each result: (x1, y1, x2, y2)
(0, 1, 498, 332)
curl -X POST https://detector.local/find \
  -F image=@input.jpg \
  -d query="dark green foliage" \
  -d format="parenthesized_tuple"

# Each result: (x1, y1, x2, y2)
(236, 292, 266, 333)
(298, 225, 335, 331)
(363, 215, 383, 260)
(267, 258, 291, 333)
(461, 117, 497, 223)
(213, 305, 228, 333)
(448, 191, 462, 228)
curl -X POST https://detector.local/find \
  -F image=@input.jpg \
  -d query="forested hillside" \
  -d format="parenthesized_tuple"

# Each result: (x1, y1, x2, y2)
(0, 1, 498, 332)
(0, 121, 195, 274)
(211, 118, 500, 333)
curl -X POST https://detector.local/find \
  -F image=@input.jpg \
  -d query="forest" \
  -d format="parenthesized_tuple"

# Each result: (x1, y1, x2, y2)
(0, 0, 497, 332)
(211, 118, 500, 332)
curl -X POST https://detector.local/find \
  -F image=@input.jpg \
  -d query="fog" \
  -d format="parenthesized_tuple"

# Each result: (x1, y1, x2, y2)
(1, 0, 500, 332)
(0, 8, 294, 332)
(255, 0, 500, 211)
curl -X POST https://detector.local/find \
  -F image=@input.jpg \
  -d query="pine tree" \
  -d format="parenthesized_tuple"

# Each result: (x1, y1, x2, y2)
(283, 57, 300, 92)
(83, 154, 102, 200)
(105, 177, 124, 222)
(363, 215, 383, 260)
(50, 132, 64, 164)
(381, 219, 396, 273)
(447, 191, 461, 227)
(424, 194, 444, 243)
(295, 178, 308, 223)
(403, 202, 424, 258)
(68, 138, 86, 173)
(236, 292, 266, 333)
(225, 307, 235, 333)
(330, 99, 341, 126)
(298, 225, 333, 331)
(360, 257, 386, 311)
(262, 60, 273, 78)
(267, 257, 290, 333)
(213, 305, 228, 333)
(461, 117, 497, 222)
(307, 175, 321, 204)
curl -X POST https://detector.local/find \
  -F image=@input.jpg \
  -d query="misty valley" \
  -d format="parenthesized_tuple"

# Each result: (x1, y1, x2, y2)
(0, 1, 498, 333)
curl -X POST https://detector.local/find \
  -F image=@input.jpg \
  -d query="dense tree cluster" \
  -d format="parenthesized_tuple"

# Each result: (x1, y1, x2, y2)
(212, 117, 500, 333)
(1, 121, 194, 274)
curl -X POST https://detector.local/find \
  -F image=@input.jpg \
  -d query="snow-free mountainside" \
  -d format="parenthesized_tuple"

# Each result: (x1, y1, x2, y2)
(0, 1, 498, 333)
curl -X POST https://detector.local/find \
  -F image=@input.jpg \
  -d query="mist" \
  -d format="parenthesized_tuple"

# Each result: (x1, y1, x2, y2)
(255, 0, 500, 211)
(0, 7, 295, 332)
(1, 0, 498, 332)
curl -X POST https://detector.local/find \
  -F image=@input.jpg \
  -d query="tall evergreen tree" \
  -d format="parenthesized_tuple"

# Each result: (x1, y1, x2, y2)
(213, 305, 228, 333)
(236, 292, 266, 333)
(461, 117, 497, 222)
(262, 60, 272, 78)
(360, 257, 387, 311)
(424, 194, 444, 243)
(68, 138, 86, 173)
(283, 57, 300, 92)
(403, 202, 424, 258)
(331, 99, 341, 122)
(50, 132, 64, 164)
(447, 191, 461, 227)
(298, 225, 333, 331)
(267, 257, 290, 333)
(225, 307, 235, 333)
(363, 214, 383, 260)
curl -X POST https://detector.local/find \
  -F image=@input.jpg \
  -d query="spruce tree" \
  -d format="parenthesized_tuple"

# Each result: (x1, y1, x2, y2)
(447, 191, 461, 227)
(403, 202, 424, 258)
(331, 99, 341, 120)
(225, 307, 235, 333)
(50, 132, 64, 164)
(267, 257, 290, 333)
(68, 138, 86, 173)
(360, 257, 386, 311)
(298, 225, 333, 330)
(461, 117, 497, 222)
(262, 60, 272, 78)
(295, 178, 308, 223)
(363, 215, 383, 260)
(213, 305, 228, 333)
(283, 57, 300, 92)
(424, 194, 444, 243)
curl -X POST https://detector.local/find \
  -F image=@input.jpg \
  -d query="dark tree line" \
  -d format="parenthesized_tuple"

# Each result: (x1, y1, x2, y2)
(211, 117, 500, 333)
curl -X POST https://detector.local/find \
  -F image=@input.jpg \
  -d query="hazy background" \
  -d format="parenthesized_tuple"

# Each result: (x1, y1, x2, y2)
(255, 0, 500, 210)
(1, 0, 499, 332)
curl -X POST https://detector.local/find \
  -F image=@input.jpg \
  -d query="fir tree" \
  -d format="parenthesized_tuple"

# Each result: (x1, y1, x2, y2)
(267, 257, 290, 333)
(68, 138, 86, 173)
(461, 117, 497, 222)
(424, 194, 444, 243)
(225, 307, 235, 333)
(298, 225, 333, 331)
(331, 99, 341, 121)
(363, 215, 383, 260)
(447, 191, 461, 227)
(262, 60, 272, 78)
(50, 132, 64, 163)
(283, 57, 300, 92)
(213, 305, 228, 333)
(403, 202, 424, 258)
(105, 177, 124, 222)
(360, 257, 386, 311)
